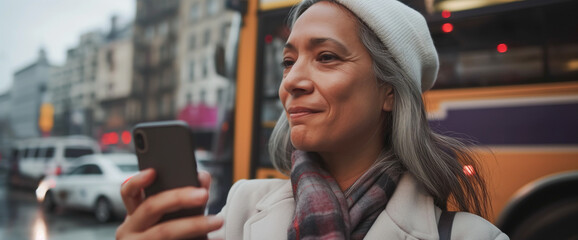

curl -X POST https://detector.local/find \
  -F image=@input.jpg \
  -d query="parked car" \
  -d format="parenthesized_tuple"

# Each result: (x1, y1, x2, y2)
(36, 153, 138, 222)
(10, 136, 101, 188)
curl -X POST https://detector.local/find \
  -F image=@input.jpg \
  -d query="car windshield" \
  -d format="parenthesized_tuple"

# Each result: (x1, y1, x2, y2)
(115, 164, 138, 173)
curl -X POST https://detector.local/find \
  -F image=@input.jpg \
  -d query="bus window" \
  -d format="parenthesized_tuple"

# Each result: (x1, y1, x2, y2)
(254, 7, 292, 175)
(44, 147, 55, 158)
(428, 1, 578, 89)
(9, 148, 20, 172)
(42, 147, 55, 162)
(34, 147, 43, 158)
(64, 148, 94, 158)
(24, 148, 35, 158)
(545, 2, 578, 81)
(10, 148, 19, 161)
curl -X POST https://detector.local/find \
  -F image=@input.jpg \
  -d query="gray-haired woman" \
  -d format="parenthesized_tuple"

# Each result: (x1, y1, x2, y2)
(117, 0, 509, 239)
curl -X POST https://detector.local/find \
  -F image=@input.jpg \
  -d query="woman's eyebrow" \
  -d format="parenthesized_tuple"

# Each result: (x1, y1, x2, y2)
(309, 38, 349, 54)
(284, 38, 350, 54)
(284, 42, 296, 52)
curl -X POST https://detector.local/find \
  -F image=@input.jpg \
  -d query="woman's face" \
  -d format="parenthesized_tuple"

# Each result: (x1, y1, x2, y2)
(279, 1, 392, 155)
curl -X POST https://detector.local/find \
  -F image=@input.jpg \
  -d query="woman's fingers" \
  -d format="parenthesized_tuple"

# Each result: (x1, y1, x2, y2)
(117, 170, 217, 240)
(124, 186, 209, 231)
(198, 170, 211, 190)
(143, 215, 224, 240)
(121, 168, 156, 215)
(118, 215, 223, 240)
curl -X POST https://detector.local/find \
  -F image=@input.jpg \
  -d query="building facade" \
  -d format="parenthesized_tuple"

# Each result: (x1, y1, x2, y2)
(177, 0, 234, 130)
(10, 49, 54, 139)
(50, 31, 104, 136)
(0, 91, 11, 126)
(130, 0, 234, 127)
(129, 0, 181, 124)
(95, 16, 135, 151)
(0, 91, 13, 166)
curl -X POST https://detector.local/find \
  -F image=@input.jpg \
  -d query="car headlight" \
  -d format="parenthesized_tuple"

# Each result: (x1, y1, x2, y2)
(36, 179, 56, 202)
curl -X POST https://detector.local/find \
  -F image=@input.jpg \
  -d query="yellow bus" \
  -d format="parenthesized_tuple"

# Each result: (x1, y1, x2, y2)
(221, 0, 578, 238)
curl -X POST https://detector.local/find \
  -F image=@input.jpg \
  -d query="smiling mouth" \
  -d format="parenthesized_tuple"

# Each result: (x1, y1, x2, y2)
(287, 107, 321, 119)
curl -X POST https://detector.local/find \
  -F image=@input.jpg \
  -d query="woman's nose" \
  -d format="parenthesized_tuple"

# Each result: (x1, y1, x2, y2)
(280, 60, 313, 96)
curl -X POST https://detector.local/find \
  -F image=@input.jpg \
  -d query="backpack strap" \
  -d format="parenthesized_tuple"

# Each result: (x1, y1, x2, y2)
(438, 211, 456, 240)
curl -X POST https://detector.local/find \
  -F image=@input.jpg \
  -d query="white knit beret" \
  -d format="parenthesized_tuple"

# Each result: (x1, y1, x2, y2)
(334, 0, 439, 92)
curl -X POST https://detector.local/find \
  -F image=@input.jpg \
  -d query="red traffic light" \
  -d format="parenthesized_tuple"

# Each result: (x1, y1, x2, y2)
(121, 131, 132, 144)
(497, 43, 508, 53)
(442, 10, 451, 19)
(442, 23, 453, 33)
(101, 132, 119, 145)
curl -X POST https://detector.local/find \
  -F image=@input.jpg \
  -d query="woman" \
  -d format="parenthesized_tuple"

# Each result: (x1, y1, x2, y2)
(117, 0, 509, 239)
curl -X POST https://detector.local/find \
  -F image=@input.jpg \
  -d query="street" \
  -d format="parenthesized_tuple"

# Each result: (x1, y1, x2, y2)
(0, 170, 120, 240)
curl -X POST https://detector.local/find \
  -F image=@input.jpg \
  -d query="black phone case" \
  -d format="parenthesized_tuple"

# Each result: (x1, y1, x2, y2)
(133, 120, 205, 224)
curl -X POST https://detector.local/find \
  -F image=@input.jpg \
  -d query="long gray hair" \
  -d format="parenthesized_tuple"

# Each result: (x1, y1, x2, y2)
(268, 0, 490, 217)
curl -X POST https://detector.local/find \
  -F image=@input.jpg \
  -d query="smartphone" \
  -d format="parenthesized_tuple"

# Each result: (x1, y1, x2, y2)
(133, 120, 205, 223)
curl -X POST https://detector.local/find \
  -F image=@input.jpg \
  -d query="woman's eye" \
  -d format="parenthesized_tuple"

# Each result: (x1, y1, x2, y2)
(318, 53, 338, 63)
(281, 59, 294, 68)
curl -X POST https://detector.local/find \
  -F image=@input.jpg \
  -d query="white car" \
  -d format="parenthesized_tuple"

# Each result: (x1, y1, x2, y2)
(36, 153, 138, 222)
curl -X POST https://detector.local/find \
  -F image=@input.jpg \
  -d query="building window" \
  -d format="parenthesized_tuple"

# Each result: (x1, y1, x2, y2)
(200, 89, 207, 104)
(145, 26, 155, 40)
(187, 93, 193, 103)
(167, 70, 175, 87)
(221, 22, 231, 40)
(207, 0, 219, 16)
(157, 97, 164, 117)
(202, 61, 208, 79)
(217, 88, 224, 104)
(137, 1, 145, 18)
(127, 100, 142, 122)
(189, 34, 196, 50)
(189, 60, 196, 82)
(160, 45, 167, 60)
(203, 29, 211, 46)
(160, 43, 175, 61)
(148, 99, 156, 120)
(169, 19, 177, 32)
(190, 2, 201, 21)
(158, 21, 169, 36)
(166, 95, 174, 116)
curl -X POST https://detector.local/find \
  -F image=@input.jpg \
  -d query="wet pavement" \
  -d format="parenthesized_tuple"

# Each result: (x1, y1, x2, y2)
(0, 170, 120, 240)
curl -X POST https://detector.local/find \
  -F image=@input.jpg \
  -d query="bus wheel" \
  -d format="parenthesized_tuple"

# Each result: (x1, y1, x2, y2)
(510, 197, 578, 240)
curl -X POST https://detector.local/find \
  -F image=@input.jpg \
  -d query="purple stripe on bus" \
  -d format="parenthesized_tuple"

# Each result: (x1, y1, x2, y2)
(428, 103, 578, 145)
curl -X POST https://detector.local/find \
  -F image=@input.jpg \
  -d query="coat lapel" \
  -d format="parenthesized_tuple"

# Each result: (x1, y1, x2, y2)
(244, 180, 294, 240)
(366, 174, 440, 240)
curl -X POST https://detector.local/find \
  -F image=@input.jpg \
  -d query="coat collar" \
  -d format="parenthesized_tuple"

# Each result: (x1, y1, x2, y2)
(366, 173, 440, 239)
(255, 180, 293, 211)
(248, 173, 439, 240)
(244, 181, 295, 240)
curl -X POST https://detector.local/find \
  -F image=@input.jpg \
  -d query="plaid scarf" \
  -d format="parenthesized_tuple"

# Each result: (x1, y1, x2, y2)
(288, 151, 397, 240)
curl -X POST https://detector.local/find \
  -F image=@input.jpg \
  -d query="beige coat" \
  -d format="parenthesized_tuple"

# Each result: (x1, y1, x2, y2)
(209, 174, 509, 240)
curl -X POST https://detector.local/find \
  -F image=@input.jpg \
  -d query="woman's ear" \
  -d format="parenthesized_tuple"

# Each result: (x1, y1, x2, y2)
(382, 85, 394, 112)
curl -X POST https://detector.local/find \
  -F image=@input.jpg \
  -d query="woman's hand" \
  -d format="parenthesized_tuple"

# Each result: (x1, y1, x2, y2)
(116, 169, 224, 240)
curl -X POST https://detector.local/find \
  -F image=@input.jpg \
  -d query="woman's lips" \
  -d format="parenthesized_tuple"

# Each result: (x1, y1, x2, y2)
(287, 107, 321, 119)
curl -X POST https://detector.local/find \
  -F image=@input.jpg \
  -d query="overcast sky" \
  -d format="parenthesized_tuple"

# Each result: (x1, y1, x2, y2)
(0, 0, 135, 95)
